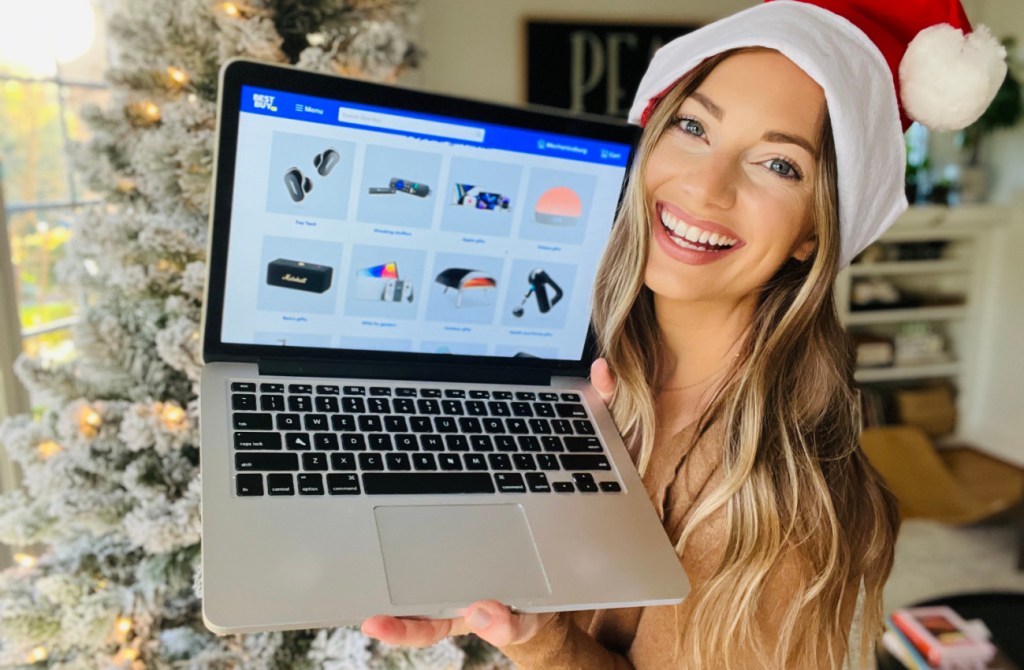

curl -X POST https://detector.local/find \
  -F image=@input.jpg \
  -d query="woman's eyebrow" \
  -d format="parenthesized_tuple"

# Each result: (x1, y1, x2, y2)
(690, 92, 817, 155)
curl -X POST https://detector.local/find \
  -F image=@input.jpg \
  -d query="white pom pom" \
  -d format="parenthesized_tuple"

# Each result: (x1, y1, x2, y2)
(900, 23, 1008, 131)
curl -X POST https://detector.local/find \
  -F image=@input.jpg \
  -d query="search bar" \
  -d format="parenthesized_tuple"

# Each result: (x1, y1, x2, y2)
(337, 107, 485, 143)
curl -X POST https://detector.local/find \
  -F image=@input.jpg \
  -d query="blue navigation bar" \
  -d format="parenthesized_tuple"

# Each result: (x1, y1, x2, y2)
(241, 85, 631, 168)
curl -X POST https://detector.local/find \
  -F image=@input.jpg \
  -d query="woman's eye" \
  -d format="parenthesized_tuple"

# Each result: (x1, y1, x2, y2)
(766, 158, 802, 181)
(678, 117, 705, 138)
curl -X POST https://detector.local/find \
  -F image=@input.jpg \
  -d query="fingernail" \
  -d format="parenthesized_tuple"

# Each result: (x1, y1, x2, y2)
(467, 608, 491, 629)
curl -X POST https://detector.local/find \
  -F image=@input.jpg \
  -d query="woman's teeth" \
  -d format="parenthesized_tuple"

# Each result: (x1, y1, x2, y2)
(660, 209, 737, 251)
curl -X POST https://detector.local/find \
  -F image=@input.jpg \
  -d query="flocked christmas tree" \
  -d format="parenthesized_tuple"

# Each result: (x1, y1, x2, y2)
(0, 1, 510, 667)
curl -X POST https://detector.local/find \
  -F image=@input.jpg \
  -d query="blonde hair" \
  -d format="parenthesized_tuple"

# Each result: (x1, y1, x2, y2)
(592, 49, 900, 668)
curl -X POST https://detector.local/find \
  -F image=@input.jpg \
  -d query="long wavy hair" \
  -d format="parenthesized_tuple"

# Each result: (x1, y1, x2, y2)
(592, 48, 901, 668)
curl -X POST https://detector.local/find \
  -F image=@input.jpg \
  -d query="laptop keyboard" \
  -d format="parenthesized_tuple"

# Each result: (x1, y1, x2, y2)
(229, 381, 624, 497)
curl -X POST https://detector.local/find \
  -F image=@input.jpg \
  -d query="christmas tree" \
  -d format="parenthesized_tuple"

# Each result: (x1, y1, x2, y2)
(0, 1, 509, 667)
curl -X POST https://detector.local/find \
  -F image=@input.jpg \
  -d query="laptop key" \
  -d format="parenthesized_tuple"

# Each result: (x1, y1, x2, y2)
(304, 414, 329, 431)
(573, 473, 598, 492)
(316, 385, 340, 395)
(285, 433, 311, 450)
(573, 420, 596, 435)
(313, 436, 337, 450)
(434, 416, 457, 433)
(236, 452, 299, 471)
(261, 394, 285, 411)
(386, 453, 412, 471)
(233, 412, 272, 430)
(517, 435, 542, 452)
(260, 383, 284, 393)
(341, 434, 366, 451)
(384, 415, 408, 432)
(506, 418, 529, 434)
(342, 397, 366, 414)
(438, 453, 462, 471)
(445, 435, 469, 452)
(362, 472, 495, 494)
(232, 393, 256, 410)
(236, 473, 264, 496)
(276, 413, 300, 430)
(542, 436, 564, 452)
(526, 472, 551, 493)
(511, 402, 533, 417)
(370, 386, 392, 396)
(539, 392, 559, 402)
(412, 453, 437, 470)
(553, 481, 575, 493)
(344, 385, 366, 396)
(538, 454, 560, 470)
(560, 455, 612, 471)
(234, 432, 281, 450)
(302, 453, 328, 471)
(488, 401, 511, 417)
(410, 416, 432, 432)
(493, 391, 513, 400)
(420, 388, 442, 398)
(464, 453, 488, 470)
(417, 399, 440, 415)
(330, 452, 356, 470)
(232, 382, 256, 392)
(533, 403, 555, 418)
(528, 418, 552, 435)
(600, 481, 622, 493)
(465, 401, 487, 416)
(298, 473, 325, 495)
(468, 390, 490, 399)
(359, 453, 384, 471)
(368, 398, 390, 413)
(315, 396, 339, 413)
(393, 398, 415, 414)
(441, 400, 464, 415)
(267, 473, 295, 495)
(515, 391, 537, 401)
(395, 387, 417, 397)
(470, 435, 494, 451)
(444, 389, 465, 398)
(419, 434, 444, 451)
(394, 434, 418, 451)
(561, 393, 582, 402)
(289, 398, 313, 414)
(458, 417, 482, 433)
(358, 415, 383, 432)
(551, 420, 573, 435)
(326, 473, 360, 495)
(368, 434, 393, 451)
(565, 436, 603, 452)
(495, 473, 526, 493)
(289, 384, 312, 394)
(483, 418, 505, 434)
(488, 453, 512, 471)
(331, 414, 356, 432)
(494, 435, 518, 452)
(555, 403, 587, 418)
(514, 454, 537, 471)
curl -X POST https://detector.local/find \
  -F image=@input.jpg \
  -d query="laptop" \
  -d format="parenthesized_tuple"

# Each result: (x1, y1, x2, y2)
(200, 58, 689, 635)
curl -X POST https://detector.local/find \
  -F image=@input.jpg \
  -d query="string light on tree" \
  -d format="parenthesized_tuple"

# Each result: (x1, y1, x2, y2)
(141, 101, 160, 123)
(79, 405, 102, 437)
(155, 402, 187, 431)
(114, 647, 139, 664)
(13, 553, 37, 568)
(219, 2, 240, 17)
(26, 646, 48, 663)
(166, 66, 188, 86)
(37, 440, 62, 459)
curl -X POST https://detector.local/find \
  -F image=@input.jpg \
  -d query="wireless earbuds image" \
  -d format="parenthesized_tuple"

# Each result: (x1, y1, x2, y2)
(283, 167, 313, 202)
(313, 148, 340, 176)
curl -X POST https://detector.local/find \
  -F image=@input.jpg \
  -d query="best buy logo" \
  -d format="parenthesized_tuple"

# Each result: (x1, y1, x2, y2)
(253, 94, 277, 112)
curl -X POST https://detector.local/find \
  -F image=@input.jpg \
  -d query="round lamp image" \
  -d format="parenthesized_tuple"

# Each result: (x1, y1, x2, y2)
(534, 186, 582, 226)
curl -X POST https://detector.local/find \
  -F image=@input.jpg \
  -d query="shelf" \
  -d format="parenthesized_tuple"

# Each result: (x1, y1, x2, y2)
(847, 260, 970, 276)
(845, 305, 966, 325)
(855, 362, 960, 383)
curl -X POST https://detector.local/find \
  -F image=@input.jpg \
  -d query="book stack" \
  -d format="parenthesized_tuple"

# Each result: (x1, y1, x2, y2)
(883, 606, 1017, 670)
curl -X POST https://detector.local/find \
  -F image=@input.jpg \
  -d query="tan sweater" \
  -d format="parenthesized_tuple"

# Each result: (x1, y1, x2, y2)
(499, 421, 857, 669)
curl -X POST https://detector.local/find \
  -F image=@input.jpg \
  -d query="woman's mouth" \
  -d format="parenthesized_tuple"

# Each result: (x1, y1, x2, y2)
(658, 206, 740, 253)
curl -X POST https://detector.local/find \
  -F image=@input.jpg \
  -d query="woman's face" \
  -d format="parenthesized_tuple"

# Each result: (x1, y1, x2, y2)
(644, 50, 824, 306)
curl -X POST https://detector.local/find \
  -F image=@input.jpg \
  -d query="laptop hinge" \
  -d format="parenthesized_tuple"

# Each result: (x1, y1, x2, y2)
(257, 358, 552, 386)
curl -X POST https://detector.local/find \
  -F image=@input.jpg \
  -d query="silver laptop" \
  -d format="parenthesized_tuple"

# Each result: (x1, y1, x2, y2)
(200, 59, 689, 635)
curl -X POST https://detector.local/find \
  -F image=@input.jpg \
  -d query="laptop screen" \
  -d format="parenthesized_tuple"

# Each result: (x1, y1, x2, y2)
(212, 63, 634, 364)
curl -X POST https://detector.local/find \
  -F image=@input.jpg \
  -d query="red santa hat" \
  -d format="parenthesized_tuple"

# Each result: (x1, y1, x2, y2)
(629, 0, 1007, 266)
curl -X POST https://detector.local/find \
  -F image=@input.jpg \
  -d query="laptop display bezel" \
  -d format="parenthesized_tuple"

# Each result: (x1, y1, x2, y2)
(202, 59, 638, 376)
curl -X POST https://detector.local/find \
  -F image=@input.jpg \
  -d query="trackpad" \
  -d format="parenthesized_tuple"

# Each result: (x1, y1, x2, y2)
(374, 504, 551, 606)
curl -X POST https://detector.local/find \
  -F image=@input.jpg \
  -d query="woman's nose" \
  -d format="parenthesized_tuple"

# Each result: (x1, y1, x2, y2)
(684, 153, 738, 211)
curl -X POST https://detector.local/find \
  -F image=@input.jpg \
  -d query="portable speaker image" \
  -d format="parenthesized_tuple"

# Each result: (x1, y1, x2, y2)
(266, 258, 334, 293)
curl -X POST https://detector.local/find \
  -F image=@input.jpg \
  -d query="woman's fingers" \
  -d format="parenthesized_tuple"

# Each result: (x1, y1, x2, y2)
(589, 357, 616, 406)
(360, 615, 453, 647)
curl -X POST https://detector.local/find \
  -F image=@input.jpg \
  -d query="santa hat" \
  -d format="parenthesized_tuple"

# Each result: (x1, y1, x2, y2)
(629, 0, 1007, 266)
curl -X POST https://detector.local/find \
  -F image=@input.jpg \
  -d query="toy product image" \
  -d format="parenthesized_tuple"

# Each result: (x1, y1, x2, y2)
(534, 186, 582, 226)
(283, 167, 313, 202)
(266, 258, 334, 293)
(452, 183, 510, 211)
(434, 268, 497, 307)
(313, 147, 340, 176)
(511, 268, 563, 317)
(891, 606, 997, 669)
(356, 262, 415, 302)
(368, 178, 431, 197)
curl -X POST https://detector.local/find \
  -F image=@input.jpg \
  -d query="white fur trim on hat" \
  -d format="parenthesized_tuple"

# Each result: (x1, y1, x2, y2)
(900, 23, 1008, 132)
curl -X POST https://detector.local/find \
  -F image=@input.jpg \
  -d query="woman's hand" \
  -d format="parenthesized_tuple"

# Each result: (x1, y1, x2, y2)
(590, 357, 616, 406)
(361, 600, 554, 648)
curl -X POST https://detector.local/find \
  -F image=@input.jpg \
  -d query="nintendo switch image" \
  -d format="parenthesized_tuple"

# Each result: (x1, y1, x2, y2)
(356, 262, 415, 302)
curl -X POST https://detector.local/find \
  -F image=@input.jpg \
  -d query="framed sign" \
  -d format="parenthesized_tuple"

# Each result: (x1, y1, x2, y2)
(524, 19, 700, 118)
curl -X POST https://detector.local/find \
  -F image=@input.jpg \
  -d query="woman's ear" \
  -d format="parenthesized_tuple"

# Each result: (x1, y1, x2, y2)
(791, 236, 817, 262)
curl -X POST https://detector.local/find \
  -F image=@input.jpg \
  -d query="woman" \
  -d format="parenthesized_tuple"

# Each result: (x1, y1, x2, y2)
(363, 1, 1006, 667)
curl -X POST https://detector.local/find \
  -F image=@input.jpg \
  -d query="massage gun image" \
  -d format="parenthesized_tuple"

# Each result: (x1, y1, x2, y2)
(511, 268, 563, 317)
